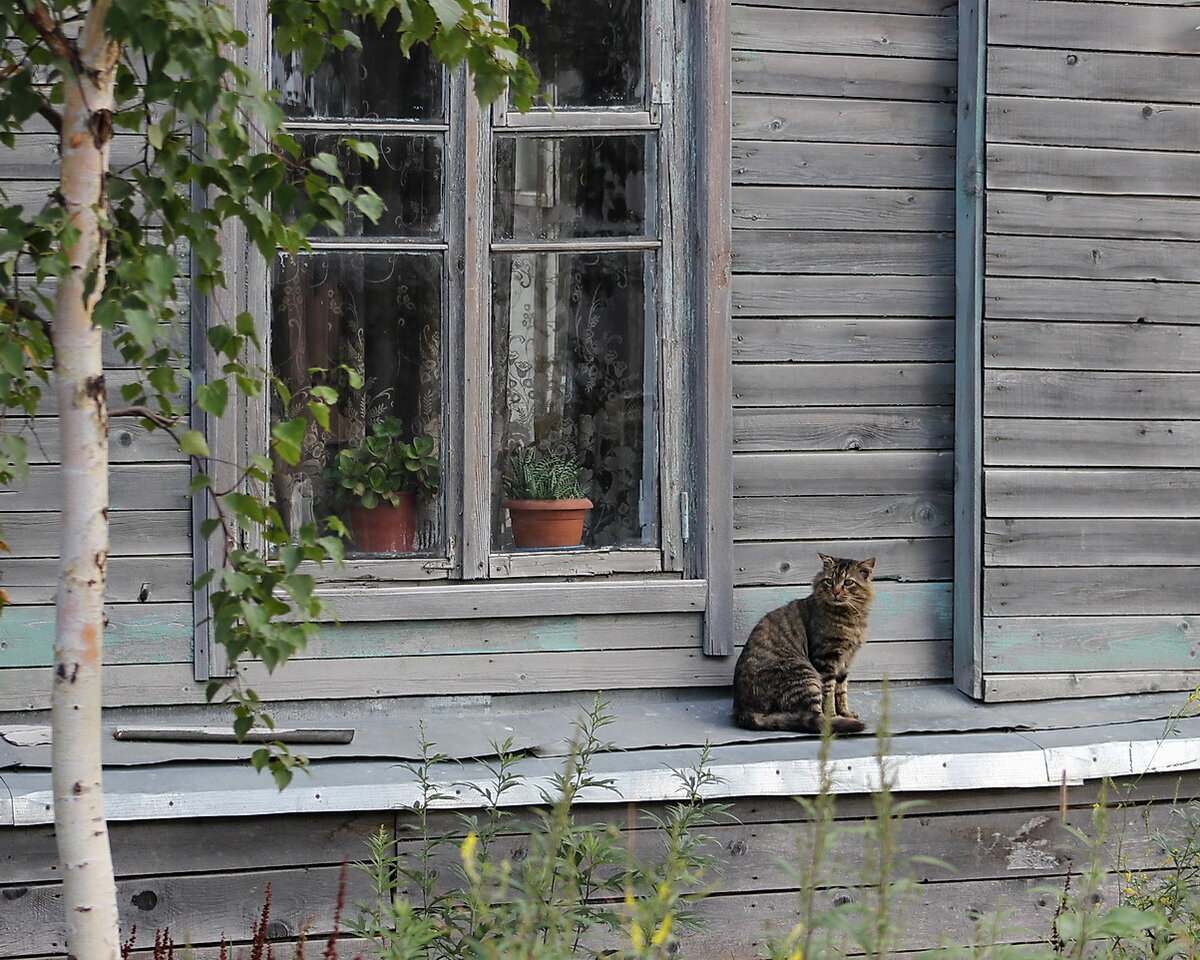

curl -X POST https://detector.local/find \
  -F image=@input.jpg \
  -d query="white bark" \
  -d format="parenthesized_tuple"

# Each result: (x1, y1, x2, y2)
(51, 3, 122, 958)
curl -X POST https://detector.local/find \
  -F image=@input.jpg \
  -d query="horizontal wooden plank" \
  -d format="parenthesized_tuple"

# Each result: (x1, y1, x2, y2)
(988, 47, 1200, 105)
(0, 463, 190, 511)
(734, 406, 954, 452)
(31, 369, 183, 416)
(985, 320, 1200, 371)
(0, 132, 146, 178)
(984, 615, 1200, 673)
(734, 95, 956, 145)
(988, 468, 1200, 517)
(732, 0, 955, 14)
(733, 317, 954, 362)
(3, 417, 185, 464)
(303, 612, 701, 659)
(984, 419, 1200, 468)
(679, 876, 1097, 958)
(0, 603, 193, 667)
(733, 494, 953, 540)
(734, 230, 953, 275)
(988, 143, 1200, 197)
(733, 50, 957, 101)
(733, 450, 954, 496)
(985, 519, 1200, 567)
(0, 645, 728, 710)
(2, 813, 388, 885)
(315, 580, 707, 622)
(0, 863, 373, 956)
(735, 580, 952, 640)
(985, 370, 1200, 419)
(989, 95, 1200, 152)
(1, 510, 191, 559)
(983, 669, 1200, 701)
(988, 236, 1200, 283)
(735, 537, 951, 585)
(990, 0, 1200, 54)
(1, 610, 702, 670)
(986, 277, 1200, 324)
(983, 566, 1200, 616)
(733, 275, 954, 317)
(732, 7, 956, 58)
(0, 556, 193, 605)
(734, 363, 955, 407)
(988, 191, 1200, 242)
(732, 148, 955, 189)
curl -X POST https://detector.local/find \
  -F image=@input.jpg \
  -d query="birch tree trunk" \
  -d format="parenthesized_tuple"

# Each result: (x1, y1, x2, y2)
(51, 2, 122, 957)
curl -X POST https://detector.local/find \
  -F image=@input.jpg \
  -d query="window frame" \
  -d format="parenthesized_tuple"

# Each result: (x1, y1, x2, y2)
(195, 0, 733, 677)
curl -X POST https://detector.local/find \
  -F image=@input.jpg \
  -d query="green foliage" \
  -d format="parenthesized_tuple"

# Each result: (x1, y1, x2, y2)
(503, 445, 587, 501)
(325, 415, 440, 509)
(0, 0, 539, 789)
(348, 698, 730, 960)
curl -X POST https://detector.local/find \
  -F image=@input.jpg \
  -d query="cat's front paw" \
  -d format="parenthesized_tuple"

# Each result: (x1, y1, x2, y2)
(838, 709, 860, 721)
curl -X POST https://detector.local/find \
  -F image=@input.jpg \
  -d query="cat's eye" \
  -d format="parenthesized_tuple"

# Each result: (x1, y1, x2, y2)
(822, 578, 833, 586)
(843, 579, 856, 587)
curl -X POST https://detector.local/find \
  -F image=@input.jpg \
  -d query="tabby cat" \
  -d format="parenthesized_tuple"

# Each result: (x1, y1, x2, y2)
(732, 554, 876, 735)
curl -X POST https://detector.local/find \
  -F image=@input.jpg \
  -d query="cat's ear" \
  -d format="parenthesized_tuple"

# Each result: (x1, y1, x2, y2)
(859, 557, 877, 574)
(818, 552, 836, 567)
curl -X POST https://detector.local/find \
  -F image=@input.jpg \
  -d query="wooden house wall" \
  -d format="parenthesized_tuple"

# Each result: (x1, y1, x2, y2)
(1, 773, 1190, 957)
(730, 0, 958, 680)
(0, 121, 195, 704)
(979, 0, 1200, 700)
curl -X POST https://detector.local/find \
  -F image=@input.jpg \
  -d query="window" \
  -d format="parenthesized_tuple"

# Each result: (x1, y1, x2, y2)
(263, 0, 697, 584)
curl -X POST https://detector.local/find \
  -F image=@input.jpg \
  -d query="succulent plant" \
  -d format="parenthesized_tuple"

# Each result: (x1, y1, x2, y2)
(503, 445, 587, 501)
(326, 416, 439, 509)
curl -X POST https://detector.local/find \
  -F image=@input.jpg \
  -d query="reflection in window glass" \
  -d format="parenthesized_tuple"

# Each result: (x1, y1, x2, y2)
(272, 15, 444, 121)
(493, 135, 652, 240)
(509, 0, 644, 109)
(294, 133, 444, 239)
(491, 251, 658, 550)
(271, 252, 443, 554)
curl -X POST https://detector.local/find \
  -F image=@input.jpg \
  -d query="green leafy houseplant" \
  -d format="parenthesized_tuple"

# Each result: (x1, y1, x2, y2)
(503, 445, 593, 549)
(326, 416, 439, 553)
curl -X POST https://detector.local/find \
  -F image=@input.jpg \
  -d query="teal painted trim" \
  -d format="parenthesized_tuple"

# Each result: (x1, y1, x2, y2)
(0, 605, 193, 668)
(984, 616, 1200, 673)
(953, 0, 987, 697)
(734, 582, 953, 640)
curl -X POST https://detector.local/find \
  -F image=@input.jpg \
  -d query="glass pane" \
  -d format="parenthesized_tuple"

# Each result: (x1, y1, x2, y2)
(272, 252, 444, 556)
(493, 135, 652, 240)
(294, 133, 443, 239)
(491, 251, 658, 550)
(509, 0, 644, 109)
(272, 15, 444, 121)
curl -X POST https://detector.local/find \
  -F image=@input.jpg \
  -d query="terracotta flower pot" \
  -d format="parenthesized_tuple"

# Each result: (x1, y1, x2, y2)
(504, 498, 593, 549)
(347, 490, 417, 553)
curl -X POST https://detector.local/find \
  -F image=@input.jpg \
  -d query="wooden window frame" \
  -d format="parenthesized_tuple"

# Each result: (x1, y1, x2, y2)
(195, 0, 733, 677)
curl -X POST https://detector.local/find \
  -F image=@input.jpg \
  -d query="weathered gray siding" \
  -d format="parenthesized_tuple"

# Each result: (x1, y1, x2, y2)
(0, 121, 194, 699)
(980, 0, 1200, 699)
(731, 0, 957, 679)
(1, 775, 1187, 957)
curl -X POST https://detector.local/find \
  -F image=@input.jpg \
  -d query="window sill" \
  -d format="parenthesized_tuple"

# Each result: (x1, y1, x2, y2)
(311, 577, 708, 622)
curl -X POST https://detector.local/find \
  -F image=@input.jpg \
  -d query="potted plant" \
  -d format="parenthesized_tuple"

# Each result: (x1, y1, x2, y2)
(325, 416, 439, 554)
(502, 445, 593, 549)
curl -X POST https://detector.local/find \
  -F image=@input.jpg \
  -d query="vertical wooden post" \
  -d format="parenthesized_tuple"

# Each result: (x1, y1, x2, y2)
(697, 0, 735, 657)
(954, 0, 987, 697)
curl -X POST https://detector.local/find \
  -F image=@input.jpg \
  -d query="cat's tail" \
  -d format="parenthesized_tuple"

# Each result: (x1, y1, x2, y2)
(734, 710, 866, 735)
